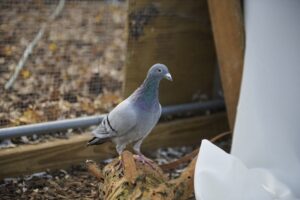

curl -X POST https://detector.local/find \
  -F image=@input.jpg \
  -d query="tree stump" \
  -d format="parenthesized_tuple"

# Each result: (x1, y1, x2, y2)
(86, 151, 196, 200)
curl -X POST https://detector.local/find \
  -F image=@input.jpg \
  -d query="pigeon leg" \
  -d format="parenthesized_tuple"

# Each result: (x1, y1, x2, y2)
(133, 139, 143, 156)
(115, 144, 126, 171)
(116, 143, 126, 155)
(133, 139, 156, 169)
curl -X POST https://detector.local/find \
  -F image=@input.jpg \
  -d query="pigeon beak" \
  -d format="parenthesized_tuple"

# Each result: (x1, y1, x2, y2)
(164, 73, 173, 81)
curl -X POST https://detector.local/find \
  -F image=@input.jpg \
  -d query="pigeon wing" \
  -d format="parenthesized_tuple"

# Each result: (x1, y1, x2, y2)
(92, 99, 137, 138)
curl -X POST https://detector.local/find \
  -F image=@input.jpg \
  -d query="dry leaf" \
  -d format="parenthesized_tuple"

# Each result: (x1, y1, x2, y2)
(21, 69, 31, 79)
(4, 46, 13, 56)
(101, 93, 122, 105)
(80, 99, 95, 114)
(9, 118, 21, 127)
(19, 109, 43, 124)
(0, 1, 126, 130)
(58, 100, 71, 112)
(94, 14, 102, 24)
(48, 43, 57, 53)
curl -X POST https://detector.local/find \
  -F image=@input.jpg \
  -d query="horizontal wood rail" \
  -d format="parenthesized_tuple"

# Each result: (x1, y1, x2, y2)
(0, 112, 229, 179)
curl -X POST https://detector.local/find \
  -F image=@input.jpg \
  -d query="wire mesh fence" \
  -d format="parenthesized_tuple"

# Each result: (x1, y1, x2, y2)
(0, 0, 127, 130)
(0, 0, 225, 148)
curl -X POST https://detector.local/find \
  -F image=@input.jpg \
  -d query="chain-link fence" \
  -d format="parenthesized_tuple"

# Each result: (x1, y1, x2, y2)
(0, 0, 126, 126)
(0, 0, 226, 148)
(0, 0, 127, 146)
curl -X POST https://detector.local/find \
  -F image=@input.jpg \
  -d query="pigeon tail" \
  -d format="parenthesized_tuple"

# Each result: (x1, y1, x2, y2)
(87, 136, 111, 146)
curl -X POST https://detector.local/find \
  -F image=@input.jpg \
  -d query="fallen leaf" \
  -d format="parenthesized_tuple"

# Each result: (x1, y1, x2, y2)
(101, 93, 122, 105)
(94, 14, 102, 24)
(58, 100, 72, 113)
(48, 42, 57, 53)
(80, 99, 95, 114)
(19, 109, 43, 124)
(21, 69, 31, 79)
(4, 46, 13, 56)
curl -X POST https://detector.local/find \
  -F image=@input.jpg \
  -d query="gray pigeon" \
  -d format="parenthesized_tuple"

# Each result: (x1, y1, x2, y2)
(87, 63, 172, 159)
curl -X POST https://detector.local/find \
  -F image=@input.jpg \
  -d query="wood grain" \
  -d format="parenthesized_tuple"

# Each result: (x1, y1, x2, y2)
(124, 0, 217, 105)
(94, 150, 194, 199)
(207, 0, 245, 129)
(0, 113, 228, 179)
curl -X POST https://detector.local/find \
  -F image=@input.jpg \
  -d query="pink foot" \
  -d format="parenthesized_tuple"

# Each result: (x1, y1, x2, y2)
(136, 154, 157, 170)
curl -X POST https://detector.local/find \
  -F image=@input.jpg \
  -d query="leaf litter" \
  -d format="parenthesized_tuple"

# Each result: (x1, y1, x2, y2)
(0, 1, 127, 147)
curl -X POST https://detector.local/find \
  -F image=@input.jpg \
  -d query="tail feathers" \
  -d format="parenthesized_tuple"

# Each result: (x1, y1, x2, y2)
(92, 125, 111, 136)
(88, 122, 113, 146)
(92, 126, 105, 135)
(87, 136, 111, 146)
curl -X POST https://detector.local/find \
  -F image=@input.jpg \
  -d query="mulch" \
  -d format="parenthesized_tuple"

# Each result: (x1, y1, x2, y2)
(0, 135, 231, 200)
(0, 146, 196, 200)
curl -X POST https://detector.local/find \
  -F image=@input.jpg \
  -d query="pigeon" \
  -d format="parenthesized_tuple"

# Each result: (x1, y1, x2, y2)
(87, 63, 172, 160)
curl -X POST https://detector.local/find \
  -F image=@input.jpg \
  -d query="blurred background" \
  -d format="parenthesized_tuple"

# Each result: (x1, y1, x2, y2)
(0, 0, 126, 144)
(0, 0, 226, 146)
(0, 0, 238, 199)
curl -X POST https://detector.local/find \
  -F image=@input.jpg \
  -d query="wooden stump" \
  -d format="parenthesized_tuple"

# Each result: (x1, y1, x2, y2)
(86, 151, 196, 200)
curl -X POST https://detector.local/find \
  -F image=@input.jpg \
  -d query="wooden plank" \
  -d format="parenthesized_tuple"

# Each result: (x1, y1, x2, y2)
(124, 0, 217, 105)
(207, 0, 245, 129)
(0, 113, 229, 179)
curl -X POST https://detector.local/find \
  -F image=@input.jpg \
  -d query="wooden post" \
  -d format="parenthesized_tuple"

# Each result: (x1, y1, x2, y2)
(207, 0, 245, 129)
(124, 0, 217, 105)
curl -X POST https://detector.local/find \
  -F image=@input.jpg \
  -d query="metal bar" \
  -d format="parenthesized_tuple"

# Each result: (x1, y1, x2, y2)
(161, 100, 224, 117)
(0, 115, 105, 140)
(0, 100, 225, 140)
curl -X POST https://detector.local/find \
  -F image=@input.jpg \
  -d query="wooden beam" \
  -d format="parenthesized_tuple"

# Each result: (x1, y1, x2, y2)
(207, 0, 245, 129)
(124, 0, 217, 105)
(0, 113, 229, 179)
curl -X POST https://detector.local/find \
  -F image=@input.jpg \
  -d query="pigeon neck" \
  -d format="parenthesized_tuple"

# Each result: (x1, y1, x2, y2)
(134, 76, 160, 109)
(140, 76, 160, 100)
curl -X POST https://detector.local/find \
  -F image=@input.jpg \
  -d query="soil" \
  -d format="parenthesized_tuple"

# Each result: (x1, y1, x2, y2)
(0, 146, 196, 200)
(0, 136, 231, 200)
(1, 164, 99, 200)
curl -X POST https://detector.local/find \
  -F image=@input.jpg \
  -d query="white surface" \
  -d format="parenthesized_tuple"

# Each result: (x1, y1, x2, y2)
(194, 0, 300, 199)
(194, 140, 296, 200)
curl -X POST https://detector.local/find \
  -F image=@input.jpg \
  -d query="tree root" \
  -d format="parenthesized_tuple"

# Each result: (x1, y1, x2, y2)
(86, 132, 232, 199)
(86, 151, 195, 200)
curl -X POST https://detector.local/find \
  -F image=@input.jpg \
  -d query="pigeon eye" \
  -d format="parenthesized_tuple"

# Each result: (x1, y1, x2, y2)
(157, 69, 162, 73)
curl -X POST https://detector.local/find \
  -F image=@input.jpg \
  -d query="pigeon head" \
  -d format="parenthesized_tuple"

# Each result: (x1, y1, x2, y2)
(147, 63, 172, 81)
(133, 63, 172, 109)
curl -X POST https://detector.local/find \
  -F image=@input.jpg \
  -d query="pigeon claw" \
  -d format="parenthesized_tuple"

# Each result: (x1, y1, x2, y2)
(136, 154, 157, 170)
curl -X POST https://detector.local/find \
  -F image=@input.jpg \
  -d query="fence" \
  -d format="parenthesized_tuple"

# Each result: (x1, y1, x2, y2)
(0, 0, 230, 178)
(0, 0, 127, 145)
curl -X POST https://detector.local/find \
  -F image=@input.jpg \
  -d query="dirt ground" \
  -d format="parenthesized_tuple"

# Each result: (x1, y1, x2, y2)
(0, 137, 231, 200)
(0, 0, 127, 146)
(1, 164, 99, 200)
(0, 146, 196, 200)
